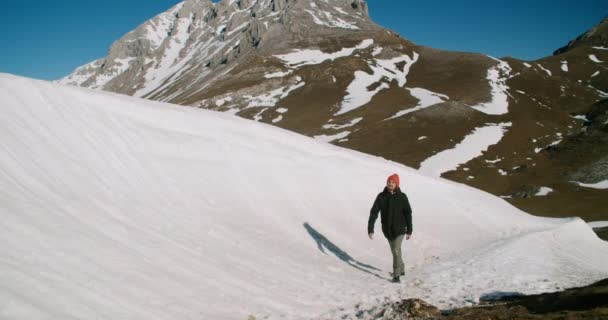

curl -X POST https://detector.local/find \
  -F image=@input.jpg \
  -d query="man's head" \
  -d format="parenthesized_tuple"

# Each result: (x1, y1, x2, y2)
(386, 173, 399, 191)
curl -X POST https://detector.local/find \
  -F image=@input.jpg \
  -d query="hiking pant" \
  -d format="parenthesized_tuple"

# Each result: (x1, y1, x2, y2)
(388, 234, 405, 276)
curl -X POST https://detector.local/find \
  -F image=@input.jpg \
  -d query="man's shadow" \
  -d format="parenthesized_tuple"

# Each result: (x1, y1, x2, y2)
(303, 222, 387, 280)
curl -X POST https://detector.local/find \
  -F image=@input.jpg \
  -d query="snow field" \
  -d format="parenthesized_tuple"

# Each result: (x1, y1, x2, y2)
(274, 39, 374, 67)
(419, 123, 512, 177)
(470, 58, 511, 115)
(386, 87, 449, 120)
(1, 74, 607, 320)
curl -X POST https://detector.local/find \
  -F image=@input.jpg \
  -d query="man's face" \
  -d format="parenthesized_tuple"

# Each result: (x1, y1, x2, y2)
(387, 179, 397, 191)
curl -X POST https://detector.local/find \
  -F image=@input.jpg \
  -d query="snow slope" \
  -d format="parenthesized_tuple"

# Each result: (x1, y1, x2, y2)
(1, 74, 607, 320)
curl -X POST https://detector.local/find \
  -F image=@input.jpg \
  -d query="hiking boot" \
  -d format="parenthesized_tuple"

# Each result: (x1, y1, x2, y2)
(392, 276, 400, 283)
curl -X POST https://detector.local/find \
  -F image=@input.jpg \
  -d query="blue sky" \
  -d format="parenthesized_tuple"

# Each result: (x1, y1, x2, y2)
(1, 0, 605, 80)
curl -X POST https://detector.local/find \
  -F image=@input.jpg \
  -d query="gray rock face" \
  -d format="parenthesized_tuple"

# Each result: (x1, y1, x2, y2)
(59, 0, 377, 99)
(570, 156, 608, 184)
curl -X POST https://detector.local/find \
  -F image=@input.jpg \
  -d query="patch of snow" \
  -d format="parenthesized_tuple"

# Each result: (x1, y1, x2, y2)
(58, 59, 103, 86)
(216, 24, 227, 35)
(372, 47, 383, 56)
(592, 46, 608, 50)
(470, 58, 511, 115)
(561, 61, 568, 72)
(305, 9, 326, 26)
(227, 22, 250, 36)
(588, 85, 608, 97)
(572, 115, 589, 122)
(573, 180, 608, 189)
(333, 6, 349, 15)
(419, 123, 512, 177)
(486, 158, 502, 164)
(313, 131, 351, 143)
(274, 39, 374, 68)
(516, 90, 526, 94)
(588, 221, 608, 229)
(589, 54, 603, 63)
(498, 169, 507, 176)
(253, 107, 268, 121)
(550, 139, 562, 146)
(90, 57, 135, 89)
(264, 70, 294, 79)
(591, 71, 600, 78)
(535, 139, 562, 153)
(536, 64, 552, 76)
(276, 108, 288, 114)
(271, 115, 283, 123)
(322, 117, 363, 130)
(324, 11, 359, 29)
(418, 136, 427, 141)
(244, 81, 305, 108)
(144, 2, 185, 49)
(386, 87, 449, 120)
(336, 52, 419, 115)
(215, 96, 233, 107)
(305, 9, 359, 30)
(536, 187, 553, 196)
(523, 62, 532, 68)
(377, 56, 417, 87)
(134, 13, 197, 98)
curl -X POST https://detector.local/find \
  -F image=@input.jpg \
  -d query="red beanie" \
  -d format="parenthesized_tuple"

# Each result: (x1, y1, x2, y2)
(387, 173, 400, 187)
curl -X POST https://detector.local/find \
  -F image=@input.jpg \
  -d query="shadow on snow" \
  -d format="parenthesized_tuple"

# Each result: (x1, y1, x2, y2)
(303, 222, 386, 280)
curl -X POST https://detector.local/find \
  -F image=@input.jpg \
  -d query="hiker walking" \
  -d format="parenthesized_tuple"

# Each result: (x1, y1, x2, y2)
(368, 173, 413, 283)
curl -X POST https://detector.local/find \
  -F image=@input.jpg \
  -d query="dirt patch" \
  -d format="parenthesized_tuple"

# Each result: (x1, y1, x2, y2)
(373, 278, 608, 319)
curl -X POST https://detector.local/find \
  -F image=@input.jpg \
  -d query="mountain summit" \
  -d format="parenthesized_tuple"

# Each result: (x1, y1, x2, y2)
(60, 0, 375, 98)
(61, 1, 608, 223)
(554, 16, 608, 55)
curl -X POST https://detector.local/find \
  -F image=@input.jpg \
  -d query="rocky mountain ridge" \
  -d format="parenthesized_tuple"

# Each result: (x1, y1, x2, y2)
(60, 1, 608, 222)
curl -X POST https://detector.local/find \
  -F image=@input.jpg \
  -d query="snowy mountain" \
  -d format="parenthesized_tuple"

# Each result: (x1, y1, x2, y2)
(58, 0, 375, 97)
(2, 73, 608, 319)
(59, 1, 608, 228)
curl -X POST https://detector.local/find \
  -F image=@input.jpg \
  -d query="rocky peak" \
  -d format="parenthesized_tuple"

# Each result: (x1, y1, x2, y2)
(554, 15, 608, 55)
(59, 0, 377, 93)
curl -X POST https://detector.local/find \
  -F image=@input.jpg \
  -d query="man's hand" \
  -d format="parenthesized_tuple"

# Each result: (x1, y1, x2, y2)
(368, 233, 374, 239)
(406, 234, 411, 240)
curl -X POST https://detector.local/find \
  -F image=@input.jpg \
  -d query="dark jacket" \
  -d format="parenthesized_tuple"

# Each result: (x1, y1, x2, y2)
(368, 187, 413, 240)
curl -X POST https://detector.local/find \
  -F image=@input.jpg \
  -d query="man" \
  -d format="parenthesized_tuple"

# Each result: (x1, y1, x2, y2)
(368, 173, 413, 283)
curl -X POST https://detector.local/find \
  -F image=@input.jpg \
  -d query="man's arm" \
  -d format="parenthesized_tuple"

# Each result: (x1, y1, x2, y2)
(368, 194, 381, 237)
(404, 194, 413, 236)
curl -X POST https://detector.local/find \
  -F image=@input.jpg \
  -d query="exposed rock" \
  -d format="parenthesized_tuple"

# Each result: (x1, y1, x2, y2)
(511, 185, 540, 199)
(372, 278, 608, 319)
